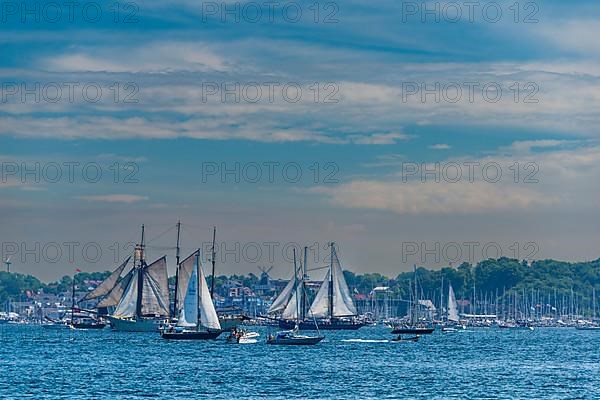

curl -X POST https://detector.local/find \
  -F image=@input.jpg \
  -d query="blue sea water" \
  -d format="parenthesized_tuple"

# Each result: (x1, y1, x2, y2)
(0, 325, 599, 399)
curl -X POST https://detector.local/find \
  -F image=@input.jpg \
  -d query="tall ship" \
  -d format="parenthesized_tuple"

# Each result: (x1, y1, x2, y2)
(273, 243, 364, 330)
(93, 225, 171, 332)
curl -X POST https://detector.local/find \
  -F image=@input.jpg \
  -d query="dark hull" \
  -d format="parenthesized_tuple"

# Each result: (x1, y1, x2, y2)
(160, 330, 222, 340)
(278, 320, 364, 331)
(71, 323, 106, 330)
(391, 327, 435, 335)
(392, 336, 420, 342)
(267, 336, 324, 345)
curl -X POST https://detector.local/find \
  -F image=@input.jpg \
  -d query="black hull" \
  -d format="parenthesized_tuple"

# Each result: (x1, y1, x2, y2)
(160, 330, 222, 340)
(391, 327, 435, 335)
(71, 323, 106, 330)
(267, 336, 324, 345)
(278, 320, 364, 331)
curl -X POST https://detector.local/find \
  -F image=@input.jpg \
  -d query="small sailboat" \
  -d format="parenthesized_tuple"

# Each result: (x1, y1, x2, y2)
(267, 249, 324, 345)
(441, 284, 465, 332)
(161, 250, 222, 340)
(392, 265, 435, 337)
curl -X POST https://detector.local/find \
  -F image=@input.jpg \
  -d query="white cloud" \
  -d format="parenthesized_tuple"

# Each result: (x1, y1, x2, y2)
(311, 143, 600, 215)
(76, 194, 149, 203)
(44, 42, 228, 73)
(429, 144, 451, 150)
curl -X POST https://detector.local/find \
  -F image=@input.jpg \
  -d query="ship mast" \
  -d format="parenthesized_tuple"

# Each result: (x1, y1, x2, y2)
(328, 242, 334, 320)
(195, 251, 201, 330)
(210, 226, 216, 299)
(173, 221, 181, 317)
(293, 248, 299, 327)
(135, 224, 145, 320)
(302, 246, 308, 321)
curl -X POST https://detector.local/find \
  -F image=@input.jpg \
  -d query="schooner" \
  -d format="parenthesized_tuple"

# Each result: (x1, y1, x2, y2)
(86, 225, 171, 332)
(271, 243, 364, 330)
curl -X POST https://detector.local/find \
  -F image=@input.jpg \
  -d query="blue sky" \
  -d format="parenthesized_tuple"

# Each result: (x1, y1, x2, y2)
(1, 0, 600, 280)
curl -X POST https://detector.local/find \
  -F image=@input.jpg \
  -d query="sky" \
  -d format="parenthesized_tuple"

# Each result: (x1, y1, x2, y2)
(1, 0, 599, 281)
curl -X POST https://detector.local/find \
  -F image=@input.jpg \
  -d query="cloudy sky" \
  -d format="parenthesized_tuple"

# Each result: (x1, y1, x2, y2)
(1, 0, 599, 281)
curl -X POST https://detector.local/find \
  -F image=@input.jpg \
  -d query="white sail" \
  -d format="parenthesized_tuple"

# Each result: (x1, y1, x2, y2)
(268, 272, 296, 314)
(198, 259, 221, 330)
(307, 247, 357, 318)
(308, 270, 330, 318)
(448, 284, 460, 322)
(82, 257, 130, 301)
(141, 256, 170, 317)
(113, 269, 139, 318)
(331, 249, 357, 317)
(281, 281, 301, 320)
(177, 254, 198, 327)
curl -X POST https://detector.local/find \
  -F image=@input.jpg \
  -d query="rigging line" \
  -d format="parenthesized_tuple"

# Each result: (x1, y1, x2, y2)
(145, 224, 177, 245)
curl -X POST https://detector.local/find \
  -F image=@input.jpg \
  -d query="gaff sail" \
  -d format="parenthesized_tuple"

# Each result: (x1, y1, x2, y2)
(80, 257, 131, 302)
(308, 246, 357, 318)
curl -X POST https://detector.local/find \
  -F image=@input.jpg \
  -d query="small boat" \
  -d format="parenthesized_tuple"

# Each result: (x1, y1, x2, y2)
(226, 329, 260, 343)
(267, 248, 324, 346)
(392, 335, 420, 342)
(70, 317, 106, 330)
(441, 327, 458, 333)
(160, 250, 223, 340)
(42, 321, 70, 329)
(575, 325, 600, 331)
(267, 328, 324, 345)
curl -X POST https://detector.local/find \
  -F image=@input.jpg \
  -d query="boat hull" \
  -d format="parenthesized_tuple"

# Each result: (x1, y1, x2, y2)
(219, 315, 247, 331)
(391, 327, 435, 335)
(267, 336, 324, 345)
(160, 330, 222, 340)
(107, 316, 165, 332)
(70, 323, 106, 330)
(278, 319, 364, 331)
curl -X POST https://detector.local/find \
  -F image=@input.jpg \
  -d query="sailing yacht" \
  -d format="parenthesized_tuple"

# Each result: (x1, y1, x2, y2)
(106, 226, 171, 332)
(391, 265, 435, 336)
(442, 284, 465, 332)
(273, 243, 364, 330)
(267, 248, 324, 345)
(160, 250, 222, 340)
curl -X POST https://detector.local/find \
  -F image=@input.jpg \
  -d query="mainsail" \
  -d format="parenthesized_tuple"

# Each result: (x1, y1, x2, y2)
(111, 256, 170, 319)
(448, 284, 460, 322)
(175, 252, 198, 327)
(141, 256, 170, 317)
(80, 257, 130, 302)
(308, 245, 357, 318)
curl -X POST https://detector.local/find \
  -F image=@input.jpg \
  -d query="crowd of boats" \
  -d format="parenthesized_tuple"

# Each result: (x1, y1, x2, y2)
(3, 224, 599, 344)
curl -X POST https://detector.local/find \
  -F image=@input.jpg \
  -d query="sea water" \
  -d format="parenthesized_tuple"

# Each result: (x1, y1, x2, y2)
(0, 325, 598, 399)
